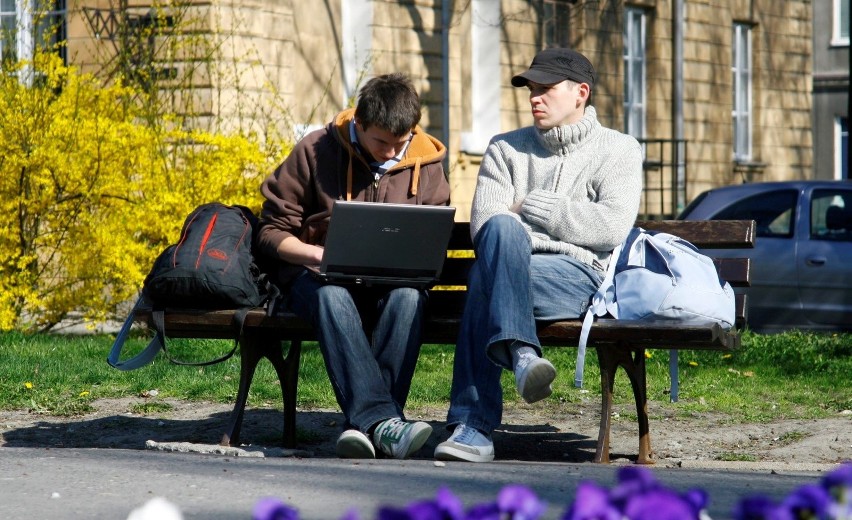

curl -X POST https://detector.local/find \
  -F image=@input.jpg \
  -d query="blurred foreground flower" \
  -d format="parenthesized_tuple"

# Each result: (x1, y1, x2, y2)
(253, 497, 299, 520)
(251, 461, 852, 520)
(733, 462, 852, 520)
(564, 466, 708, 520)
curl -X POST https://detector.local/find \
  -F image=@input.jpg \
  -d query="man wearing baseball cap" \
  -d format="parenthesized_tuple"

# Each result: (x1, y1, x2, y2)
(436, 48, 644, 462)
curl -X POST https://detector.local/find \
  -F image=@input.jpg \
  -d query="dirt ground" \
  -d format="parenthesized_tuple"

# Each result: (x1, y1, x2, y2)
(2, 396, 850, 466)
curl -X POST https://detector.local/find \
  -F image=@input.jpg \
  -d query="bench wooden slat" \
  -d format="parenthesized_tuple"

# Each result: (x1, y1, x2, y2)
(637, 219, 755, 248)
(715, 258, 751, 287)
(449, 220, 756, 250)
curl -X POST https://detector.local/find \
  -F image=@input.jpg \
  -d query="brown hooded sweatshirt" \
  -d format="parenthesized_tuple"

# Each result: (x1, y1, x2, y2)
(257, 108, 450, 284)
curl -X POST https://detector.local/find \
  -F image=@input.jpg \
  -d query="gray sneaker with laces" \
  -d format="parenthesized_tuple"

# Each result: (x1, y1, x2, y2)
(372, 418, 432, 459)
(434, 424, 495, 462)
(514, 355, 556, 404)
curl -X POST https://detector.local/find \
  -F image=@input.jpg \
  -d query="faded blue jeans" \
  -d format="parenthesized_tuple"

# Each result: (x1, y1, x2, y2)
(288, 272, 426, 433)
(446, 214, 603, 435)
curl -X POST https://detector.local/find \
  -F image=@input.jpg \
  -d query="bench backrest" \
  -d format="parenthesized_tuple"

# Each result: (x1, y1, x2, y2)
(431, 220, 755, 327)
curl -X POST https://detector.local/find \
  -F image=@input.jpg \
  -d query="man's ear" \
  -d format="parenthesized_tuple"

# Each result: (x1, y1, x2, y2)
(577, 82, 591, 104)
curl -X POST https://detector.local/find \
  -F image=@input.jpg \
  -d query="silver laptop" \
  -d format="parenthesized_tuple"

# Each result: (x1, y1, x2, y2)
(313, 201, 456, 288)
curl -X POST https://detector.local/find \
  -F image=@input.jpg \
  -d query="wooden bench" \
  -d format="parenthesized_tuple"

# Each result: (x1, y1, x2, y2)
(134, 219, 754, 463)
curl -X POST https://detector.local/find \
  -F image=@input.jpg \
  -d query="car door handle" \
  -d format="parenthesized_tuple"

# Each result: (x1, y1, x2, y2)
(805, 256, 827, 266)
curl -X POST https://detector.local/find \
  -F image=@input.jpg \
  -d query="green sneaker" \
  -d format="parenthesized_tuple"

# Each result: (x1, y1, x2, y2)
(372, 418, 432, 459)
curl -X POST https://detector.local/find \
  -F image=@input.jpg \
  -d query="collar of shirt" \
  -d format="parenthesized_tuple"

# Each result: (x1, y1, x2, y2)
(349, 120, 412, 179)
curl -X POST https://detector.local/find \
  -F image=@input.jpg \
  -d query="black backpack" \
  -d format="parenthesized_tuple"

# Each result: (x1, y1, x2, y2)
(143, 203, 268, 309)
(108, 203, 277, 370)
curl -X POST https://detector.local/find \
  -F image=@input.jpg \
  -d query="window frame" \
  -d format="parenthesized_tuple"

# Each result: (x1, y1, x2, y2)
(810, 189, 852, 241)
(836, 116, 849, 180)
(732, 23, 753, 162)
(833, 0, 850, 46)
(542, 0, 571, 49)
(0, 0, 66, 72)
(623, 7, 646, 138)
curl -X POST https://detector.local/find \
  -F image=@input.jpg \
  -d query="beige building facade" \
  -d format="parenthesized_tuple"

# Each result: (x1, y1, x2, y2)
(8, 0, 814, 220)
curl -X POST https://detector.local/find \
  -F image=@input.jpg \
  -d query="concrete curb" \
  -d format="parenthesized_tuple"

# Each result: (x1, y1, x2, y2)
(145, 440, 312, 458)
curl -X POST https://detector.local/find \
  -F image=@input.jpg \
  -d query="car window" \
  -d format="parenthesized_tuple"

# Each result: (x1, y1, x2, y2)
(711, 189, 797, 238)
(811, 189, 852, 242)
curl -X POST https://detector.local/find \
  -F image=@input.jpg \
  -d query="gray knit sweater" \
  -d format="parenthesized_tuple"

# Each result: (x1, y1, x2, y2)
(470, 106, 643, 272)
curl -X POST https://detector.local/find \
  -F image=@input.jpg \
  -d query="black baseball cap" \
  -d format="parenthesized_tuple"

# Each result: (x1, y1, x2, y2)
(511, 48, 596, 88)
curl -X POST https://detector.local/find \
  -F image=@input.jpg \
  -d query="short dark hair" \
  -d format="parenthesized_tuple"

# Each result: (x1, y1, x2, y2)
(355, 73, 422, 136)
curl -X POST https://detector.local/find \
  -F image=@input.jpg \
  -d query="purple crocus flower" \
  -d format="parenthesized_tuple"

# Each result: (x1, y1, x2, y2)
(777, 484, 832, 520)
(339, 509, 361, 520)
(822, 462, 852, 520)
(252, 498, 300, 520)
(609, 466, 660, 508)
(495, 484, 547, 520)
(683, 488, 710, 513)
(822, 462, 852, 496)
(561, 481, 621, 520)
(623, 488, 701, 520)
(377, 486, 464, 520)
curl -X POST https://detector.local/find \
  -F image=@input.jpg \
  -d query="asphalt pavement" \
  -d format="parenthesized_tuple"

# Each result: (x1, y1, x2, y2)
(0, 446, 835, 520)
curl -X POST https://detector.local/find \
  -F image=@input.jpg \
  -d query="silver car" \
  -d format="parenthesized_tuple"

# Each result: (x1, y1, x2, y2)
(678, 180, 852, 333)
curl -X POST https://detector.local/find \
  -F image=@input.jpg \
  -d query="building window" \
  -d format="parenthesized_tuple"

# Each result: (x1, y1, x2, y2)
(732, 23, 752, 162)
(833, 0, 850, 46)
(542, 0, 571, 49)
(623, 7, 646, 138)
(0, 0, 66, 68)
(837, 117, 849, 180)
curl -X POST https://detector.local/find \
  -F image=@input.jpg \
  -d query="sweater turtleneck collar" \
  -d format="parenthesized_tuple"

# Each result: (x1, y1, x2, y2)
(536, 105, 599, 154)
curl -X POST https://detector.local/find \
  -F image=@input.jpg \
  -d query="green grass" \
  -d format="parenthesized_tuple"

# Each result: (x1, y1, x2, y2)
(1, 329, 850, 421)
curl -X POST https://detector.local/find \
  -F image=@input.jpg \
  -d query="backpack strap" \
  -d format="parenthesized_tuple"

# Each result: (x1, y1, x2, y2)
(156, 308, 246, 367)
(575, 238, 625, 388)
(107, 297, 164, 371)
(107, 299, 247, 369)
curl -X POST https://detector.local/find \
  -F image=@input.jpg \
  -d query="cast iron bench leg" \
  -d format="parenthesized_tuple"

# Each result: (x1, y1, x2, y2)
(220, 333, 263, 446)
(594, 345, 654, 464)
(219, 334, 302, 449)
(267, 339, 301, 449)
(621, 347, 654, 464)
(595, 347, 617, 463)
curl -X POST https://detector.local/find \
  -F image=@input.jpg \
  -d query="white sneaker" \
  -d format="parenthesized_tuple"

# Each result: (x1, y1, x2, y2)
(372, 418, 432, 459)
(336, 429, 375, 459)
(434, 424, 495, 463)
(515, 355, 556, 404)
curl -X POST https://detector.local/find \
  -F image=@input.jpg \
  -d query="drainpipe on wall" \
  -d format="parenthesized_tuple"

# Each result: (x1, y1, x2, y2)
(673, 0, 685, 210)
(442, 0, 451, 174)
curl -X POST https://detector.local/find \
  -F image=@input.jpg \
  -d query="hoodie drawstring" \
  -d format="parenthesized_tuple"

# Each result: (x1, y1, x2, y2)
(409, 157, 421, 199)
(345, 151, 353, 201)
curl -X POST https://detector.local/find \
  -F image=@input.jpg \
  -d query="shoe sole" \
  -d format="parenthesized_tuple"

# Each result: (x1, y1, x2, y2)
(434, 442, 495, 463)
(518, 358, 556, 404)
(336, 432, 376, 459)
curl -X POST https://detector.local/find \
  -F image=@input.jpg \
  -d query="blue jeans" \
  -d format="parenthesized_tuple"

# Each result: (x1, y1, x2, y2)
(288, 272, 426, 433)
(446, 214, 603, 434)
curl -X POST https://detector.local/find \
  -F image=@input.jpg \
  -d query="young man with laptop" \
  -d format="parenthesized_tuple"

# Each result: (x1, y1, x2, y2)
(256, 73, 450, 459)
(433, 48, 644, 462)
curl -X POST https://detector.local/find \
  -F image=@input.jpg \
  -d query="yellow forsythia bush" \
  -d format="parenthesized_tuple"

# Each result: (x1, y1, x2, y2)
(0, 54, 291, 331)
